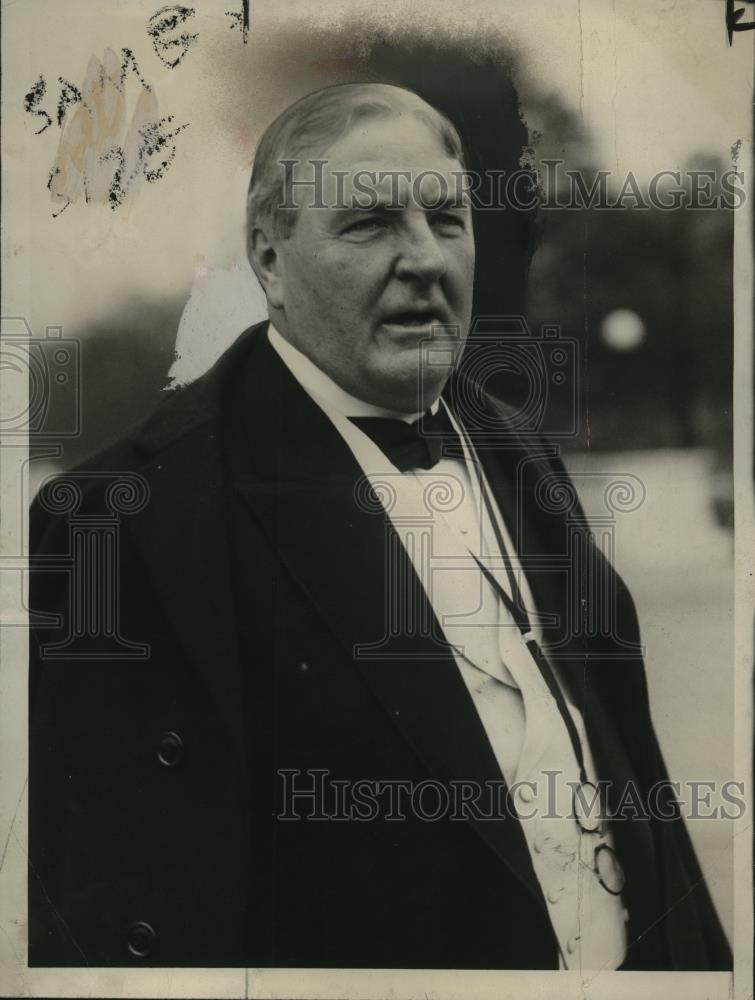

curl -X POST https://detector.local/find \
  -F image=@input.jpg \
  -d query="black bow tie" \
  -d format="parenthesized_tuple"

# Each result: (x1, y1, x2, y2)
(349, 405, 464, 471)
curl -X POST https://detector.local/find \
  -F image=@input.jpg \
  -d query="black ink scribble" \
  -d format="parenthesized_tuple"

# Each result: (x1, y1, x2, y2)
(147, 5, 198, 68)
(100, 147, 128, 209)
(119, 48, 153, 91)
(101, 116, 190, 210)
(42, 44, 190, 216)
(225, 0, 250, 43)
(46, 167, 71, 217)
(57, 78, 82, 127)
(24, 75, 53, 134)
(726, 0, 755, 43)
(140, 116, 190, 181)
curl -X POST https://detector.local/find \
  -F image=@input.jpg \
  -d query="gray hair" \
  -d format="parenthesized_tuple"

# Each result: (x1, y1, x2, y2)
(245, 83, 466, 255)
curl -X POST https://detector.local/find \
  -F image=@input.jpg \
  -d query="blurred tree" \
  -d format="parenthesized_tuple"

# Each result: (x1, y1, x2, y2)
(528, 197, 733, 455)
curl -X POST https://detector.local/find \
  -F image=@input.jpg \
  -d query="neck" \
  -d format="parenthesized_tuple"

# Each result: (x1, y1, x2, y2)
(266, 322, 442, 421)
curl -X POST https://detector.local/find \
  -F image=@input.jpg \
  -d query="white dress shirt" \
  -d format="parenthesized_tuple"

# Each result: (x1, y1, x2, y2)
(267, 322, 628, 970)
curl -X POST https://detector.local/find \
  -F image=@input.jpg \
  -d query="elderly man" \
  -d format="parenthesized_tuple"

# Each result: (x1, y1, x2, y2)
(29, 83, 730, 971)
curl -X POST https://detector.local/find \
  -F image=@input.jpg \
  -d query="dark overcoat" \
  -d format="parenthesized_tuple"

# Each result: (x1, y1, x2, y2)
(28, 322, 731, 969)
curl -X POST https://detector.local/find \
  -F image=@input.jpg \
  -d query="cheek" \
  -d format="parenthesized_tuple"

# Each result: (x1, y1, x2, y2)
(289, 247, 343, 289)
(320, 263, 380, 316)
(285, 255, 331, 313)
(285, 244, 386, 327)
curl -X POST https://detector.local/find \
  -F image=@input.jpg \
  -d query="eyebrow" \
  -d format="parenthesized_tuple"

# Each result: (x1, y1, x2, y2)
(331, 194, 471, 216)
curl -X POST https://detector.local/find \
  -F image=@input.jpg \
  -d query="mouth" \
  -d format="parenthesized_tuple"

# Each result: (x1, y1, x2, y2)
(382, 309, 444, 328)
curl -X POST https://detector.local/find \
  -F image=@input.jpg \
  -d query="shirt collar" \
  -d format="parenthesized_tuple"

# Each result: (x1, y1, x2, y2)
(267, 322, 439, 424)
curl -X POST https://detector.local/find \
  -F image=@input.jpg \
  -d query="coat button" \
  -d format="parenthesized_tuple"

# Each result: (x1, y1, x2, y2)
(157, 731, 184, 767)
(127, 921, 156, 958)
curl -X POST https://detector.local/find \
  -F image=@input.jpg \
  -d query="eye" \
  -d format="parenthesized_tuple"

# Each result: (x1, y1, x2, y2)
(343, 217, 387, 236)
(431, 212, 467, 232)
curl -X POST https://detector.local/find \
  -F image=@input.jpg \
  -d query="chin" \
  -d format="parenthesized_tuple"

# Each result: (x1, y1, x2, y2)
(367, 363, 450, 413)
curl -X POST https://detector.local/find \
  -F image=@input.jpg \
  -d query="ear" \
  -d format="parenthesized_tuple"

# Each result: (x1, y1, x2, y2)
(248, 225, 286, 310)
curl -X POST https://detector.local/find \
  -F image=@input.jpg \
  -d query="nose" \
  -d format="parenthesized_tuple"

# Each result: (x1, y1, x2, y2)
(393, 215, 446, 285)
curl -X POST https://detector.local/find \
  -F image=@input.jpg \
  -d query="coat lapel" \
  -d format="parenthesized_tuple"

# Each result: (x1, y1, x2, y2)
(231, 328, 548, 911)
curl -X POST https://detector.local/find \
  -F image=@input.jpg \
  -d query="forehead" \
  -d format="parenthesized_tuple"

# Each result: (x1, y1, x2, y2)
(323, 110, 456, 162)
(321, 111, 460, 174)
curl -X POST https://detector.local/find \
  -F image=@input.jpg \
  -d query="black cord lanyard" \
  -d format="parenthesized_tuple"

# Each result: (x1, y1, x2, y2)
(448, 416, 590, 788)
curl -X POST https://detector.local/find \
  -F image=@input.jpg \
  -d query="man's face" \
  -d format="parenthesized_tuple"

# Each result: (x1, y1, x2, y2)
(267, 114, 475, 412)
